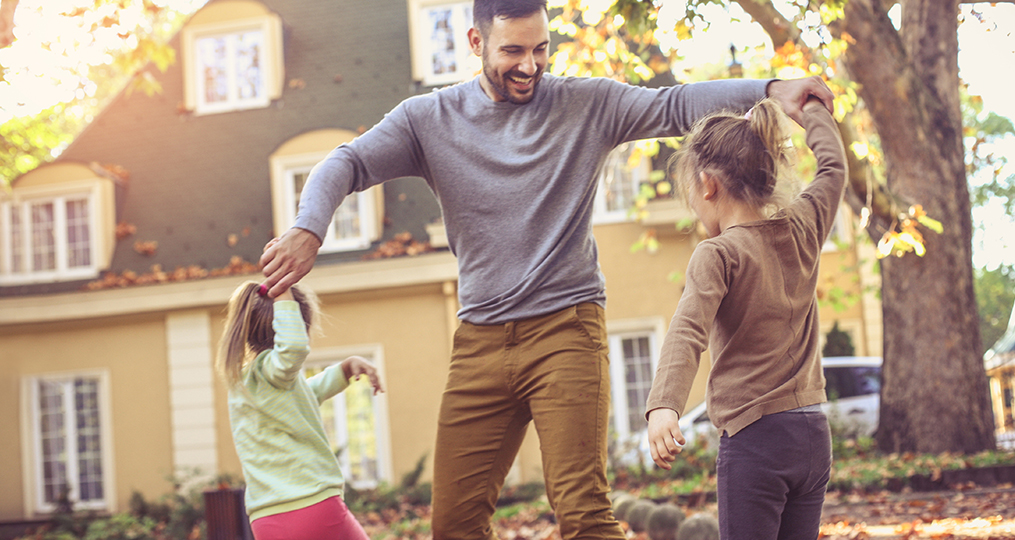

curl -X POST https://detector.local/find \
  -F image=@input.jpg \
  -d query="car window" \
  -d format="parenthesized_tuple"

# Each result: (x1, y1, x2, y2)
(824, 366, 881, 400)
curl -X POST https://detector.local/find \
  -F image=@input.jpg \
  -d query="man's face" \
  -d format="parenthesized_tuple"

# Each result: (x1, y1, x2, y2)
(469, 11, 549, 104)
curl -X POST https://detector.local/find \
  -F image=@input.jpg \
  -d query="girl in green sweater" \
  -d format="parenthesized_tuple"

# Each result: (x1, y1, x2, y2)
(218, 281, 382, 540)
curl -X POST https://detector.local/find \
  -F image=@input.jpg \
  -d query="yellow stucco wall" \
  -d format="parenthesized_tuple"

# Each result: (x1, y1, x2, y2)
(0, 313, 175, 520)
(595, 220, 712, 410)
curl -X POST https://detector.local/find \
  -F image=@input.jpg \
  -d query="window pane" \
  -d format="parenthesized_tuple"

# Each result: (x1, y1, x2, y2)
(38, 381, 68, 504)
(600, 144, 643, 214)
(31, 202, 56, 272)
(65, 199, 91, 269)
(235, 31, 264, 100)
(292, 171, 310, 218)
(304, 366, 338, 445)
(198, 36, 229, 103)
(305, 362, 379, 486)
(344, 378, 378, 484)
(622, 336, 653, 432)
(428, 8, 457, 76)
(75, 379, 103, 502)
(10, 205, 23, 272)
(332, 195, 362, 239)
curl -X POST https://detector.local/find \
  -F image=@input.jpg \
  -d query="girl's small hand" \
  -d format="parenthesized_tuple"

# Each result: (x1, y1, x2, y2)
(647, 408, 686, 470)
(341, 356, 384, 395)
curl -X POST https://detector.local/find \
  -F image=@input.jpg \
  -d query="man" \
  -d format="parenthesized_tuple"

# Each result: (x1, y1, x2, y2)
(260, 1, 834, 538)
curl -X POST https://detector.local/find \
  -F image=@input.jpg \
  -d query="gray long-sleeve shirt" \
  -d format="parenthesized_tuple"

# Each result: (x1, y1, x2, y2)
(295, 74, 767, 324)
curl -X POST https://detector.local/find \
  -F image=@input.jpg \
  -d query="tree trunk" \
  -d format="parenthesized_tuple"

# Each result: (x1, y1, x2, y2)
(842, 0, 995, 453)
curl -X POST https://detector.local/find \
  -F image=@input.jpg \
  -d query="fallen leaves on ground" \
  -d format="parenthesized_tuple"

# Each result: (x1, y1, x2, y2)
(355, 487, 1015, 540)
(820, 487, 1015, 539)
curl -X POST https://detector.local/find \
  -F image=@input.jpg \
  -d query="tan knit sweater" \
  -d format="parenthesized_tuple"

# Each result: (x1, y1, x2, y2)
(645, 102, 847, 437)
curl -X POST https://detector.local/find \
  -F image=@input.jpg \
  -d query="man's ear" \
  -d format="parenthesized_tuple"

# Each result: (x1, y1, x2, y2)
(468, 27, 483, 57)
(699, 171, 720, 201)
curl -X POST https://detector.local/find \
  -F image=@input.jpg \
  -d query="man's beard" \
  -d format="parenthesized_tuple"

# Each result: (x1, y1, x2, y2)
(481, 54, 542, 104)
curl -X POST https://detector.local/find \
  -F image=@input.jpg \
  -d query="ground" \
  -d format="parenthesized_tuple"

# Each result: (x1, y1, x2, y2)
(359, 486, 1015, 540)
(820, 486, 1015, 539)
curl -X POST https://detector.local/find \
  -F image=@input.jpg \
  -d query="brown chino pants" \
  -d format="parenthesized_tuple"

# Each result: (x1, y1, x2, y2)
(431, 303, 626, 540)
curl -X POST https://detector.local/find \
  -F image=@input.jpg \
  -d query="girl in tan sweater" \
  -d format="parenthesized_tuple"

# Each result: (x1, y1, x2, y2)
(646, 97, 846, 540)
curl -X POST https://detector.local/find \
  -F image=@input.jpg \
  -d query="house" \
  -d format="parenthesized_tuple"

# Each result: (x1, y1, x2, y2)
(985, 301, 1015, 449)
(0, 0, 882, 522)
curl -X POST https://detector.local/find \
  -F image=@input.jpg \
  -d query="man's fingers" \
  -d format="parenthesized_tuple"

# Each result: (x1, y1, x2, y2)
(268, 272, 300, 298)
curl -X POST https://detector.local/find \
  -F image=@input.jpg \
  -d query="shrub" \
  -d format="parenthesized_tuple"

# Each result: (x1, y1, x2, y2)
(647, 503, 685, 540)
(614, 495, 638, 522)
(83, 513, 158, 540)
(676, 513, 719, 540)
(625, 499, 657, 533)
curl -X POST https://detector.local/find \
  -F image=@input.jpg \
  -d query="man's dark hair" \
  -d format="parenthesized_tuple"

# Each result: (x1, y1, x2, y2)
(473, 0, 548, 38)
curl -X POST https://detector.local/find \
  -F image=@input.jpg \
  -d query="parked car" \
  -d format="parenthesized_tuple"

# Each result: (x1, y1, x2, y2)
(676, 356, 883, 449)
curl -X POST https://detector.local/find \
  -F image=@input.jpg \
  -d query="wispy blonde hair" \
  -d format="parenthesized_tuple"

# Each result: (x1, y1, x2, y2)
(216, 281, 319, 386)
(669, 98, 796, 214)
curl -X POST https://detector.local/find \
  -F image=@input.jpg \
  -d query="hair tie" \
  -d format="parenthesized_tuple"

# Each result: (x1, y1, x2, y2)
(744, 107, 754, 121)
(257, 284, 269, 297)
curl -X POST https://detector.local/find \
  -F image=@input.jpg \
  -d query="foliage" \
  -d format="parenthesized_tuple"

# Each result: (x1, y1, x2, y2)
(0, 104, 82, 185)
(823, 321, 856, 357)
(546, 0, 1015, 266)
(975, 263, 1015, 350)
(345, 453, 432, 515)
(0, 0, 196, 187)
(828, 449, 1015, 493)
(964, 85, 1015, 216)
(82, 514, 158, 540)
(11, 469, 231, 540)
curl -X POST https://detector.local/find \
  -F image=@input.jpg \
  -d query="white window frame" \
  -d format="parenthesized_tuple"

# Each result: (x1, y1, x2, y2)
(182, 15, 282, 116)
(408, 0, 481, 86)
(822, 206, 853, 253)
(1, 183, 101, 285)
(593, 142, 653, 224)
(303, 345, 391, 491)
(21, 369, 116, 516)
(607, 318, 666, 441)
(272, 152, 384, 254)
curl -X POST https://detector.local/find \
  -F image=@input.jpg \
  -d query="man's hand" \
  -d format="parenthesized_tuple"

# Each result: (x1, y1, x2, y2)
(647, 408, 685, 470)
(767, 76, 834, 126)
(259, 228, 322, 298)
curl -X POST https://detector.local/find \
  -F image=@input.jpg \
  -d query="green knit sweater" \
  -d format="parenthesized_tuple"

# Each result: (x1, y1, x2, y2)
(228, 301, 350, 521)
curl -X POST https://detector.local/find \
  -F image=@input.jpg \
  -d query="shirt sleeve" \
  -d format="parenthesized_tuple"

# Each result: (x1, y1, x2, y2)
(249, 301, 311, 390)
(305, 363, 350, 404)
(645, 242, 730, 418)
(293, 100, 428, 241)
(595, 78, 770, 147)
(793, 102, 848, 245)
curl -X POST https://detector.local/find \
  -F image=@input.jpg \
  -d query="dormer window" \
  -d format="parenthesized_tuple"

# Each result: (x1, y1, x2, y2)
(4, 196, 93, 278)
(194, 27, 268, 113)
(1, 166, 115, 285)
(181, 2, 284, 116)
(408, 0, 480, 87)
(287, 166, 381, 252)
(269, 130, 384, 254)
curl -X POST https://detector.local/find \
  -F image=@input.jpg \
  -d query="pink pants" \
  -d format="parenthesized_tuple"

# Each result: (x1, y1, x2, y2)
(250, 496, 369, 540)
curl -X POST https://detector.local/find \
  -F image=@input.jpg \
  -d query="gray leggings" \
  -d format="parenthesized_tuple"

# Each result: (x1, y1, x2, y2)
(716, 409, 831, 540)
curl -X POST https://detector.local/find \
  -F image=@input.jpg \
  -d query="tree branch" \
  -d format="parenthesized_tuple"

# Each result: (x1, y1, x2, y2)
(733, 0, 799, 48)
